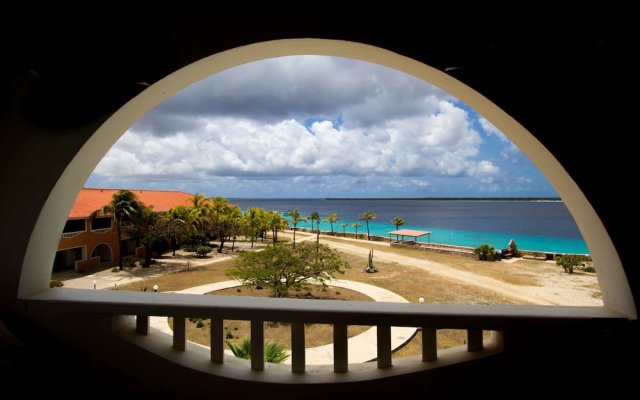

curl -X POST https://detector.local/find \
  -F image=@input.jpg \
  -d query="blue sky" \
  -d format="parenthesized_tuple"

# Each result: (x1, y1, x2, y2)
(87, 56, 557, 198)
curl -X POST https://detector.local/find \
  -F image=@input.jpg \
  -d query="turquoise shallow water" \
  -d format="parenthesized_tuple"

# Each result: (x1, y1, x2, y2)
(231, 199, 589, 255)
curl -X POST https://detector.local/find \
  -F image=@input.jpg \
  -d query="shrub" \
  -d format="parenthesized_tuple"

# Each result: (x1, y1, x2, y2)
(225, 329, 234, 339)
(195, 246, 212, 257)
(111, 267, 120, 273)
(583, 266, 596, 273)
(474, 244, 495, 261)
(196, 320, 205, 328)
(225, 337, 289, 363)
(556, 254, 587, 273)
(49, 280, 64, 288)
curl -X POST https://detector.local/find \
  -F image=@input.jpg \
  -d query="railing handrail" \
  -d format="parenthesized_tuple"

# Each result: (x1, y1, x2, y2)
(90, 227, 112, 233)
(61, 231, 83, 238)
(25, 288, 626, 330)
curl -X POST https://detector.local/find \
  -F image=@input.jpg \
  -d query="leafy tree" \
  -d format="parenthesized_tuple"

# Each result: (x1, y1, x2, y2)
(129, 205, 159, 267)
(391, 216, 406, 230)
(91, 190, 141, 270)
(188, 193, 211, 235)
(341, 223, 348, 237)
(244, 207, 265, 248)
(225, 337, 289, 364)
(556, 254, 586, 273)
(286, 208, 305, 248)
(160, 206, 191, 256)
(266, 211, 288, 244)
(208, 196, 236, 253)
(351, 222, 362, 238)
(359, 211, 377, 240)
(474, 243, 495, 261)
(227, 242, 348, 298)
(324, 213, 340, 236)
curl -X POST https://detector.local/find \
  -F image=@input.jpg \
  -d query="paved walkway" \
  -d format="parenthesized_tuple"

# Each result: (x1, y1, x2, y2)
(150, 279, 417, 365)
(57, 255, 232, 290)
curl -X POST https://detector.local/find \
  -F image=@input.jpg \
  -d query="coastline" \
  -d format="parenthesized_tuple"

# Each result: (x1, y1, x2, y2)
(294, 227, 589, 258)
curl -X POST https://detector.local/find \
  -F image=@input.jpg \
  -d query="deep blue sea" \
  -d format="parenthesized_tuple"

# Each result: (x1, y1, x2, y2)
(229, 199, 589, 254)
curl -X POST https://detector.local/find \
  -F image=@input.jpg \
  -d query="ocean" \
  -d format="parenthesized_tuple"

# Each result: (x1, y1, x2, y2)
(229, 199, 589, 254)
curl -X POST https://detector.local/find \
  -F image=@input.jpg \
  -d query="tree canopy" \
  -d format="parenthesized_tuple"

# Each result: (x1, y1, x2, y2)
(227, 243, 348, 297)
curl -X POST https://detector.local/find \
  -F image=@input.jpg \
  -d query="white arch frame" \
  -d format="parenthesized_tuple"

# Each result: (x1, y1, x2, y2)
(19, 39, 636, 318)
(91, 242, 113, 263)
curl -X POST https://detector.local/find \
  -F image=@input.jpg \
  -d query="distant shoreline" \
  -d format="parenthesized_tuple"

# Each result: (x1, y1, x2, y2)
(229, 197, 562, 202)
(325, 197, 562, 202)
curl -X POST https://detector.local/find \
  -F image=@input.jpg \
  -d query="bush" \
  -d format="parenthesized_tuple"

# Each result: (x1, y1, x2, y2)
(195, 246, 212, 257)
(111, 267, 120, 273)
(225, 329, 234, 339)
(474, 243, 496, 261)
(556, 254, 587, 273)
(583, 266, 596, 273)
(225, 337, 289, 363)
(49, 280, 64, 288)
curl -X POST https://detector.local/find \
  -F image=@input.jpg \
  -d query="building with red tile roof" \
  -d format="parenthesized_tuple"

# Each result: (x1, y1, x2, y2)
(56, 188, 194, 272)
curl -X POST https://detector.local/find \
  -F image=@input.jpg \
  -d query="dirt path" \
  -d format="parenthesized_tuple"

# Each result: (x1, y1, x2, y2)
(287, 231, 602, 306)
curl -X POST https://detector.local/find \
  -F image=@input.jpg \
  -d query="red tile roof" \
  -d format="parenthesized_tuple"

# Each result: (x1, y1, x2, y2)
(69, 188, 194, 218)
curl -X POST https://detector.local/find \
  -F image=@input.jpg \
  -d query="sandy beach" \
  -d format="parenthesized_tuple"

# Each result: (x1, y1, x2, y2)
(283, 230, 602, 307)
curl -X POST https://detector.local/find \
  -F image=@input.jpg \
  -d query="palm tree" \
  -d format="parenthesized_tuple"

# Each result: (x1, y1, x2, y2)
(210, 196, 231, 252)
(161, 206, 190, 256)
(391, 216, 406, 230)
(323, 213, 340, 236)
(244, 208, 264, 248)
(359, 211, 377, 240)
(309, 211, 320, 245)
(341, 223, 348, 237)
(131, 205, 158, 267)
(351, 222, 362, 239)
(91, 190, 140, 270)
(266, 211, 287, 244)
(286, 209, 303, 248)
(188, 193, 211, 235)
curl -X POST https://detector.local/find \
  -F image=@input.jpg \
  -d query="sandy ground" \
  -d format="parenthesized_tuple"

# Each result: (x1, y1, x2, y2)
(56, 232, 602, 307)
(55, 239, 267, 290)
(285, 231, 602, 306)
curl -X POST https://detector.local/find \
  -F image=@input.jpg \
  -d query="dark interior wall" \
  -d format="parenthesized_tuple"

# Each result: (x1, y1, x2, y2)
(0, 9, 638, 400)
(1, 10, 636, 309)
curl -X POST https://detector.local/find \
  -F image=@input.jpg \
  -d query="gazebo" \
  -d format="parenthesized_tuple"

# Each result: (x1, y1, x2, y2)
(388, 229, 431, 244)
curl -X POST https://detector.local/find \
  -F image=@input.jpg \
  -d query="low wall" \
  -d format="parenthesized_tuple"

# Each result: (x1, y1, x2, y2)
(75, 256, 100, 272)
(391, 242, 477, 258)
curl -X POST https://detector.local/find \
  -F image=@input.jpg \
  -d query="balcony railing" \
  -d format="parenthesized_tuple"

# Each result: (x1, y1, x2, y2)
(25, 289, 624, 381)
(61, 231, 84, 238)
(90, 227, 112, 234)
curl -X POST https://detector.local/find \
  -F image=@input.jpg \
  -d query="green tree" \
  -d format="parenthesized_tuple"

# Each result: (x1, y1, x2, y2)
(188, 193, 211, 235)
(136, 205, 160, 267)
(351, 222, 361, 238)
(556, 254, 586, 274)
(359, 211, 377, 240)
(391, 216, 406, 230)
(266, 211, 288, 244)
(243, 208, 265, 248)
(160, 206, 191, 256)
(474, 243, 495, 261)
(309, 211, 320, 244)
(227, 242, 348, 298)
(341, 223, 348, 237)
(286, 208, 305, 248)
(91, 190, 141, 270)
(324, 213, 340, 236)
